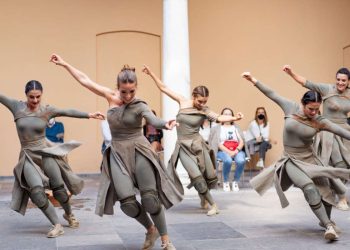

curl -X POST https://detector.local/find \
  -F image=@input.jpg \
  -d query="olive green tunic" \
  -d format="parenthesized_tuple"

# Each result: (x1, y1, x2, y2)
(95, 99, 183, 216)
(305, 80, 350, 166)
(249, 82, 350, 208)
(167, 107, 219, 191)
(0, 94, 89, 215)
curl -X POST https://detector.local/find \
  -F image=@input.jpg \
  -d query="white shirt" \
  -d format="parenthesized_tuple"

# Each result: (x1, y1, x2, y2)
(101, 120, 112, 145)
(245, 120, 270, 142)
(219, 125, 239, 144)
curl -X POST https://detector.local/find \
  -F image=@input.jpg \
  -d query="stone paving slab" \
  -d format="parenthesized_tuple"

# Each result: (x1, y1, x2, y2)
(1, 176, 350, 249)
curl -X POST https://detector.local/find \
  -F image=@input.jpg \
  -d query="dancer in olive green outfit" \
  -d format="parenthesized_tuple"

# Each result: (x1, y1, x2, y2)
(1, 80, 104, 237)
(143, 65, 243, 216)
(51, 54, 180, 250)
(242, 72, 350, 241)
(284, 65, 350, 210)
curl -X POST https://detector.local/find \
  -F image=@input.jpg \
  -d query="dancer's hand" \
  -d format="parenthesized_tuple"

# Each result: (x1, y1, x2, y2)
(165, 120, 179, 130)
(142, 65, 152, 75)
(283, 65, 293, 75)
(50, 54, 66, 66)
(235, 112, 244, 120)
(89, 111, 105, 120)
(241, 72, 258, 84)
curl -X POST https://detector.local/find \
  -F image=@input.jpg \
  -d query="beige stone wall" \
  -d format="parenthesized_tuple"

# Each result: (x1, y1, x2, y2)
(1, 0, 350, 175)
(188, 0, 350, 166)
(0, 0, 162, 176)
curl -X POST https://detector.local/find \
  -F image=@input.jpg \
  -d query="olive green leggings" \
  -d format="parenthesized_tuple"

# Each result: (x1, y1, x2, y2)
(178, 148, 215, 205)
(285, 161, 331, 226)
(109, 151, 168, 236)
(23, 159, 60, 225)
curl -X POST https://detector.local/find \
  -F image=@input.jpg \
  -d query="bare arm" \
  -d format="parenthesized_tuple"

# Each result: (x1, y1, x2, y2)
(50, 54, 116, 100)
(142, 65, 187, 104)
(242, 72, 296, 115)
(283, 65, 307, 86)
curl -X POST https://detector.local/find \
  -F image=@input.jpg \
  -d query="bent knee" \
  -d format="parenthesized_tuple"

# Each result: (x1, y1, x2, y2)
(141, 190, 162, 215)
(303, 183, 321, 206)
(192, 176, 208, 194)
(30, 186, 49, 210)
(120, 196, 141, 218)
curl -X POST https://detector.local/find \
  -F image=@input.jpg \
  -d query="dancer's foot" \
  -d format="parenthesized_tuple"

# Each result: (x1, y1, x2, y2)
(207, 203, 219, 216)
(324, 224, 339, 241)
(142, 227, 160, 250)
(319, 220, 341, 233)
(161, 241, 176, 250)
(63, 213, 80, 228)
(47, 224, 64, 238)
(200, 196, 209, 209)
(336, 198, 349, 211)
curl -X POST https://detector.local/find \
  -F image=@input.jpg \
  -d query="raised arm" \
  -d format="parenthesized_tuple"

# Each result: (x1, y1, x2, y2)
(283, 65, 330, 94)
(142, 65, 187, 105)
(283, 65, 307, 86)
(50, 54, 116, 100)
(242, 72, 296, 115)
(0, 94, 18, 114)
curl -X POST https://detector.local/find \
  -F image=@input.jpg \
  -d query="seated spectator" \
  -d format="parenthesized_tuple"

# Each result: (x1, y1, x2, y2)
(245, 107, 272, 168)
(101, 119, 111, 154)
(208, 107, 246, 192)
(143, 110, 163, 152)
(46, 118, 64, 143)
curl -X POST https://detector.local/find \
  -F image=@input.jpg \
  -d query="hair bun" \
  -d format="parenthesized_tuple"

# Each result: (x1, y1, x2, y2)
(121, 65, 135, 72)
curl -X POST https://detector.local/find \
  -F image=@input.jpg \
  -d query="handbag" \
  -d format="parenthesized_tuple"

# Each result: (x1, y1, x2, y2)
(223, 140, 239, 151)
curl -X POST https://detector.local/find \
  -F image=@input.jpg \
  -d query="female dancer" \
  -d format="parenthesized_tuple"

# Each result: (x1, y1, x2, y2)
(283, 65, 350, 210)
(50, 54, 181, 250)
(242, 72, 350, 241)
(1, 80, 104, 237)
(143, 65, 243, 216)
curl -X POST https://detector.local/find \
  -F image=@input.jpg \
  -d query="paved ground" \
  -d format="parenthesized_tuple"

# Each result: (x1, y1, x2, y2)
(1, 174, 350, 250)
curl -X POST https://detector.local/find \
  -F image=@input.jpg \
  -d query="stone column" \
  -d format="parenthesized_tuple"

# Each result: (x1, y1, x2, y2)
(162, 0, 190, 178)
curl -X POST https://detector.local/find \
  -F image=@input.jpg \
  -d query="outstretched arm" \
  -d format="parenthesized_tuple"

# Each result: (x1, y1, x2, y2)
(283, 65, 307, 86)
(217, 112, 244, 123)
(50, 54, 115, 99)
(141, 104, 177, 130)
(242, 72, 295, 115)
(142, 65, 187, 104)
(283, 65, 330, 94)
(0, 94, 18, 114)
(48, 106, 105, 120)
(322, 118, 350, 140)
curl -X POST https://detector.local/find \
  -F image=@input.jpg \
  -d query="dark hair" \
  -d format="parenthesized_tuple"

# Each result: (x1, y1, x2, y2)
(25, 80, 43, 94)
(220, 107, 234, 125)
(301, 90, 322, 105)
(117, 65, 137, 88)
(192, 85, 209, 98)
(255, 107, 268, 127)
(336, 67, 350, 80)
